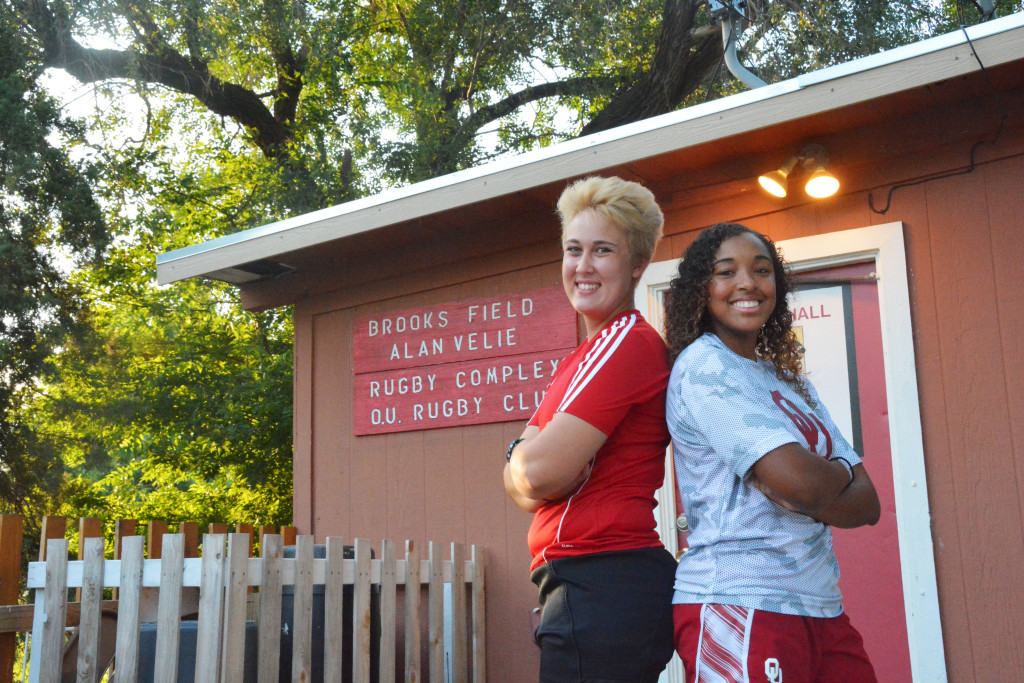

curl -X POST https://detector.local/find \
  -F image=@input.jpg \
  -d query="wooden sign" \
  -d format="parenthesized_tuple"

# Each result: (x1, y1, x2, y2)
(353, 287, 574, 373)
(353, 288, 577, 435)
(353, 349, 570, 434)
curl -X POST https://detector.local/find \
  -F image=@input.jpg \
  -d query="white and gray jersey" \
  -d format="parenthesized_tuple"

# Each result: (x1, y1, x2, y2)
(666, 333, 862, 618)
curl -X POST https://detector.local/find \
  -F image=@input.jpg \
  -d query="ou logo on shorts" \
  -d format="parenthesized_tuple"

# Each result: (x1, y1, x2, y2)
(765, 657, 783, 682)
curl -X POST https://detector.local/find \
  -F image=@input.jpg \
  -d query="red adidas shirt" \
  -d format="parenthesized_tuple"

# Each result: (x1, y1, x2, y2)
(527, 310, 671, 571)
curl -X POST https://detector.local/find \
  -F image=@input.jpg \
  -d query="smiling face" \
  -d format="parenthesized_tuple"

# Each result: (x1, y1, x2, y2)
(706, 232, 778, 359)
(562, 209, 647, 338)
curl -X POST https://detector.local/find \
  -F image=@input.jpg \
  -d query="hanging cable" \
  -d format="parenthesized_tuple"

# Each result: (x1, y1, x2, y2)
(867, 121, 1003, 214)
(701, 14, 732, 105)
(702, 1, 744, 103)
(704, 1, 767, 90)
(868, 26, 1006, 214)
(956, 0, 968, 26)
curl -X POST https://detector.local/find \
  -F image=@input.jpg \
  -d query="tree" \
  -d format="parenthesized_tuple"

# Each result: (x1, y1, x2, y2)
(12, 0, 960, 191)
(744, 1, 1021, 82)
(0, 5, 108, 516)
(14, 1, 1021, 190)
(20, 140, 297, 528)
(33, 277, 295, 528)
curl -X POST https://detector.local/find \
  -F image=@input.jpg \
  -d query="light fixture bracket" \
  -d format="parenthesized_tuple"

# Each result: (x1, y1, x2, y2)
(798, 143, 830, 171)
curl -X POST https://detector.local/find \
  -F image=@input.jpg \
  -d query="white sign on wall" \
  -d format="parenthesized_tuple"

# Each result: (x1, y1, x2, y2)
(788, 285, 856, 447)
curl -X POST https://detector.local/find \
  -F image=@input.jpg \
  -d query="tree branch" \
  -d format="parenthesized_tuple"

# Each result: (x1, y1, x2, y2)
(24, 0, 292, 157)
(461, 75, 619, 136)
(579, 0, 723, 136)
(261, 0, 307, 125)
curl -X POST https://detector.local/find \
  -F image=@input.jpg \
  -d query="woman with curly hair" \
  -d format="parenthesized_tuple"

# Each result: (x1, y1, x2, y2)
(664, 223, 881, 683)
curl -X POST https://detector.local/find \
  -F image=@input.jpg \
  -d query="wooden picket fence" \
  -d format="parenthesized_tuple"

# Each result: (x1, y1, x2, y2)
(0, 515, 486, 683)
(0, 515, 297, 683)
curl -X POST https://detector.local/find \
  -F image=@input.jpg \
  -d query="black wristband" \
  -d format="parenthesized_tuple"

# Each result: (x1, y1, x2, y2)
(833, 456, 855, 483)
(506, 437, 525, 462)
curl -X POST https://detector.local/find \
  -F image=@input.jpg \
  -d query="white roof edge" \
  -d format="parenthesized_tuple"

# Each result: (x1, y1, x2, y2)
(157, 12, 1024, 285)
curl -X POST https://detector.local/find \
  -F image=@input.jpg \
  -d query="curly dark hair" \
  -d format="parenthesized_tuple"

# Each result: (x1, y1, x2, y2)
(664, 223, 811, 402)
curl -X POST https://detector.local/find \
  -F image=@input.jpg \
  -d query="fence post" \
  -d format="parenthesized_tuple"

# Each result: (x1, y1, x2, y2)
(147, 521, 170, 559)
(78, 517, 103, 553)
(256, 534, 283, 683)
(352, 539, 372, 683)
(291, 536, 314, 683)
(324, 537, 346, 683)
(378, 540, 397, 683)
(428, 542, 444, 683)
(34, 539, 70, 683)
(178, 522, 200, 558)
(235, 524, 254, 557)
(257, 526, 275, 555)
(194, 534, 227, 683)
(114, 536, 144, 683)
(471, 545, 486, 683)
(153, 534, 184, 683)
(113, 520, 137, 600)
(0, 514, 23, 683)
(404, 540, 420, 683)
(78, 536, 106, 683)
(450, 543, 466, 683)
(77, 517, 103, 602)
(38, 516, 66, 561)
(220, 534, 250, 680)
(114, 519, 138, 559)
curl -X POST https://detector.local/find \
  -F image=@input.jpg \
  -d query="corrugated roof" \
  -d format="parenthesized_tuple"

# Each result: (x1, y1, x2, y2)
(156, 12, 1024, 285)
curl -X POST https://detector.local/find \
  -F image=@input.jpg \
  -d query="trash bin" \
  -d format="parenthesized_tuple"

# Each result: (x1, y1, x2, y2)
(137, 619, 258, 682)
(279, 544, 380, 683)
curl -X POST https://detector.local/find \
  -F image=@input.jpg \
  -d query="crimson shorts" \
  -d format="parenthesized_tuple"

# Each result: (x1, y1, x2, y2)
(673, 603, 877, 683)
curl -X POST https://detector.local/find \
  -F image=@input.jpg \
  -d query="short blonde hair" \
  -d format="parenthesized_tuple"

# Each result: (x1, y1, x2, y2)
(556, 176, 664, 263)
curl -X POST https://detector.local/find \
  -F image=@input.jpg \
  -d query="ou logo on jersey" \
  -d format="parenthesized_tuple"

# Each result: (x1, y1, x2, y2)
(764, 657, 783, 682)
(770, 390, 833, 458)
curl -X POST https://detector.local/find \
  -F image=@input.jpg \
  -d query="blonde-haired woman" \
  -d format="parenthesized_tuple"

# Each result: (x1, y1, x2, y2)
(503, 176, 677, 682)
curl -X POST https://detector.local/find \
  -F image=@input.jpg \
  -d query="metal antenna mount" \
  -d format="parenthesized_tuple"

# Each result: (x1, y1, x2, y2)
(709, 1, 767, 89)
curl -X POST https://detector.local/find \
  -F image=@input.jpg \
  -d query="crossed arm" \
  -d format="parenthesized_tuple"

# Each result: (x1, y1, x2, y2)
(748, 442, 881, 528)
(502, 412, 607, 513)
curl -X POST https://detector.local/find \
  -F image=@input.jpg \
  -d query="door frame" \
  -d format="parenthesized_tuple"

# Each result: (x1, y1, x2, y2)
(636, 221, 946, 682)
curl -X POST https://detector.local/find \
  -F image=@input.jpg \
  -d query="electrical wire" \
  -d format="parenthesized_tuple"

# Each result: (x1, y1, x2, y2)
(702, 1, 753, 103)
(868, 25, 1007, 214)
(956, 0, 968, 25)
(702, 47, 728, 104)
(702, 2, 734, 103)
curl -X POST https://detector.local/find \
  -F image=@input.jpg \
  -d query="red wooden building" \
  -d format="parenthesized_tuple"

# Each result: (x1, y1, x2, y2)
(158, 13, 1024, 682)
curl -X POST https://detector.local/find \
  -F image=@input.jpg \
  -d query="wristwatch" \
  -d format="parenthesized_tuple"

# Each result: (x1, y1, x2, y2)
(506, 437, 525, 462)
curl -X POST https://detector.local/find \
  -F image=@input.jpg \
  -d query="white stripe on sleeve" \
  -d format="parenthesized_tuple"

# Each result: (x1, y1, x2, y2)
(556, 313, 637, 413)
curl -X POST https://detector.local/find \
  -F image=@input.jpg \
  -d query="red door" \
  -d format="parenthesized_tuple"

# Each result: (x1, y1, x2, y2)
(791, 261, 911, 682)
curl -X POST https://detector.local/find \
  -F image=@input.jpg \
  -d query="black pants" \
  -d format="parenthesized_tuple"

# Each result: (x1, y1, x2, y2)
(531, 547, 677, 683)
